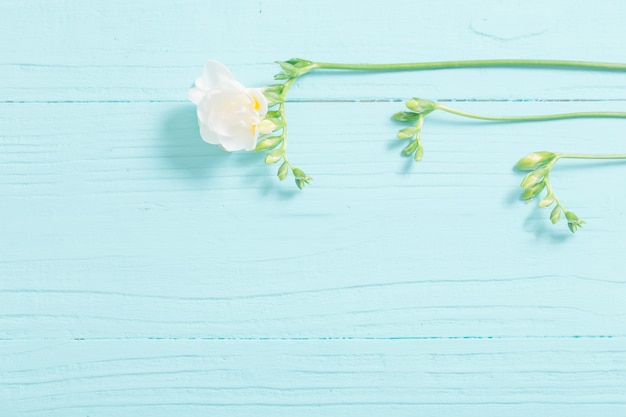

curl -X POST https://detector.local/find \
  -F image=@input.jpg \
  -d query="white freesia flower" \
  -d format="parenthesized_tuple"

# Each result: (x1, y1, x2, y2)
(188, 60, 271, 151)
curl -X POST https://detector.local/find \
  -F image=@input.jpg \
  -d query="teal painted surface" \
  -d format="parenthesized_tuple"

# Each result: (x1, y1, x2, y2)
(1, 0, 626, 415)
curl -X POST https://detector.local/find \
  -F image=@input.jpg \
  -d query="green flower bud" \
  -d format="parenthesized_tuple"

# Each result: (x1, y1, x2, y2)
(405, 98, 436, 114)
(520, 180, 545, 201)
(550, 205, 562, 224)
(263, 91, 282, 105)
(266, 110, 281, 119)
(295, 175, 312, 190)
(264, 148, 284, 164)
(284, 58, 315, 68)
(414, 146, 424, 162)
(258, 119, 281, 135)
(292, 168, 306, 179)
(401, 139, 419, 156)
(277, 61, 298, 77)
(397, 126, 418, 140)
(392, 112, 420, 123)
(567, 220, 585, 233)
(264, 84, 285, 95)
(564, 210, 579, 223)
(277, 161, 289, 181)
(274, 72, 291, 81)
(520, 166, 549, 189)
(564, 210, 585, 233)
(514, 151, 557, 171)
(538, 193, 556, 208)
(255, 136, 283, 152)
(276, 58, 316, 77)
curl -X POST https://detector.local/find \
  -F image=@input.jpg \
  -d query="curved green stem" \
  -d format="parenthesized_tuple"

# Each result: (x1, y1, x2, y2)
(278, 78, 296, 152)
(311, 59, 626, 72)
(432, 102, 626, 122)
(543, 176, 563, 209)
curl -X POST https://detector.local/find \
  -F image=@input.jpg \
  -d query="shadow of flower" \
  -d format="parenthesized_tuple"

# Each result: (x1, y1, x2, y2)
(159, 104, 228, 184)
(159, 104, 303, 200)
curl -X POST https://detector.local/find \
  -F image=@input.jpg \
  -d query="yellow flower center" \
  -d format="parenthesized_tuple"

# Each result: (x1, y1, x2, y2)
(252, 95, 262, 112)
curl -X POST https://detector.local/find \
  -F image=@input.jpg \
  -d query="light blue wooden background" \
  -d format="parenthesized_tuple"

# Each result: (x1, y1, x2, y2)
(2, 1, 626, 415)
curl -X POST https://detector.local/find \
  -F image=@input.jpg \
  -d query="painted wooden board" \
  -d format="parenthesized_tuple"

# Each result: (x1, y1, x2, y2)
(3, 339, 626, 417)
(1, 0, 626, 416)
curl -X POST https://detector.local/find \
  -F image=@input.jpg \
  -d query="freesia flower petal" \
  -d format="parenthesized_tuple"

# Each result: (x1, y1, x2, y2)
(196, 95, 213, 126)
(202, 60, 235, 90)
(206, 92, 257, 138)
(219, 133, 256, 152)
(188, 86, 206, 105)
(199, 121, 220, 145)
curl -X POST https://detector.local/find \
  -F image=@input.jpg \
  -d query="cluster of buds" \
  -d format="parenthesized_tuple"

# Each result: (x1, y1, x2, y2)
(392, 98, 437, 162)
(515, 152, 585, 233)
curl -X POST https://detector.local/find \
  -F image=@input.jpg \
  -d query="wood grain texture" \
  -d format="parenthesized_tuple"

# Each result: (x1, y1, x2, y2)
(3, 339, 626, 417)
(3, 0, 626, 102)
(1, 0, 626, 415)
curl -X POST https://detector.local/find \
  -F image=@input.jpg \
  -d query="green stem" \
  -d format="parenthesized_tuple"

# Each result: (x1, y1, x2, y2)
(557, 153, 626, 160)
(432, 102, 626, 122)
(311, 59, 626, 72)
(278, 78, 299, 173)
(543, 176, 566, 215)
(279, 78, 296, 153)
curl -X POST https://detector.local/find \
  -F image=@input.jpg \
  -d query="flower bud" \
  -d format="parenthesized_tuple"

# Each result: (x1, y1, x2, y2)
(564, 210, 579, 223)
(514, 151, 557, 171)
(292, 168, 307, 179)
(414, 146, 424, 162)
(406, 98, 436, 114)
(392, 112, 420, 123)
(276, 58, 316, 77)
(564, 210, 585, 233)
(259, 119, 280, 135)
(277, 161, 289, 181)
(397, 126, 418, 140)
(520, 166, 549, 189)
(401, 140, 419, 156)
(520, 180, 545, 201)
(255, 136, 282, 151)
(550, 205, 562, 224)
(263, 91, 282, 106)
(277, 61, 298, 77)
(264, 85, 285, 95)
(295, 173, 312, 190)
(538, 193, 555, 208)
(274, 72, 291, 81)
(264, 148, 284, 164)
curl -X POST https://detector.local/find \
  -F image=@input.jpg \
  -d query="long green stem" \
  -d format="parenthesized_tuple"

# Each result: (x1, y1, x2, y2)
(558, 153, 626, 160)
(311, 59, 626, 72)
(433, 102, 626, 122)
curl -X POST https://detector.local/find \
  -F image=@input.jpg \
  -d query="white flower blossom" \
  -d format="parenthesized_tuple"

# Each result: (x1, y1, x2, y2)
(188, 60, 270, 151)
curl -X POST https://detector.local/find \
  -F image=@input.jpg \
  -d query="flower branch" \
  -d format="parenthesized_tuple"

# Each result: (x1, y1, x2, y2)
(392, 98, 626, 162)
(515, 151, 626, 232)
(256, 77, 312, 189)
